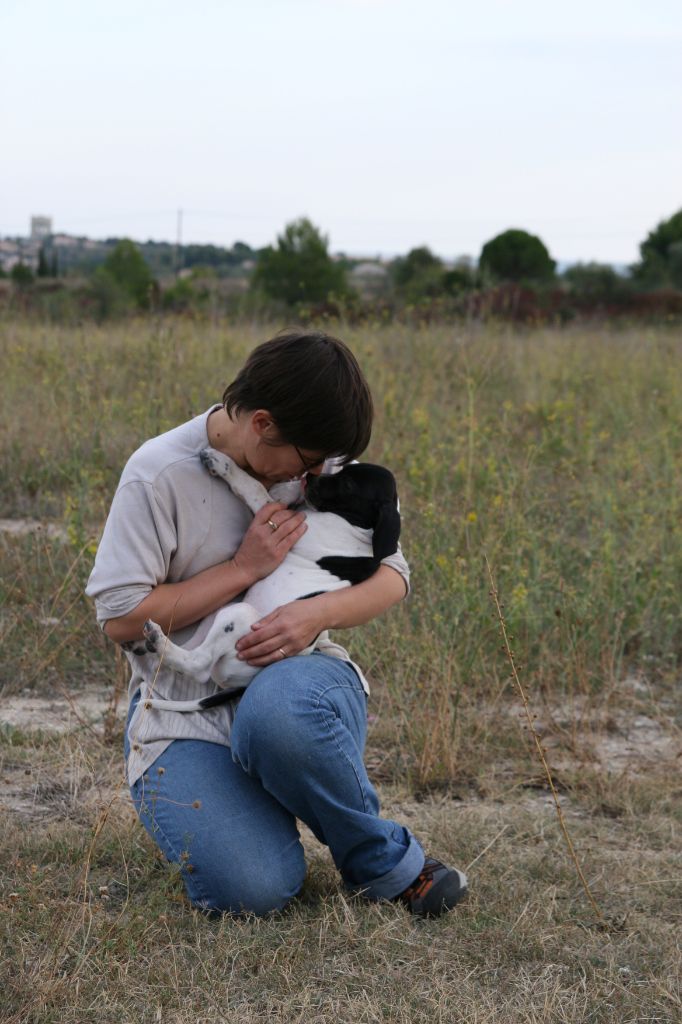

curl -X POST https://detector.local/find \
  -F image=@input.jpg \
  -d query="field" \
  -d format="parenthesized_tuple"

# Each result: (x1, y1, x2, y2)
(1, 319, 680, 1022)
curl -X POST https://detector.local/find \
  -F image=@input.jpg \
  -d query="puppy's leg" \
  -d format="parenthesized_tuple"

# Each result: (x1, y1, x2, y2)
(143, 604, 261, 713)
(142, 621, 217, 684)
(200, 447, 270, 514)
(143, 603, 260, 684)
(145, 688, 247, 713)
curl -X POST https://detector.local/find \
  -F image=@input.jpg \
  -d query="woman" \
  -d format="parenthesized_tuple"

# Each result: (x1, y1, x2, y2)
(86, 328, 467, 917)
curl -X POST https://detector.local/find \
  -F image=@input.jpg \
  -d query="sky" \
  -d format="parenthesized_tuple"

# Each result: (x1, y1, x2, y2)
(2, 0, 681, 265)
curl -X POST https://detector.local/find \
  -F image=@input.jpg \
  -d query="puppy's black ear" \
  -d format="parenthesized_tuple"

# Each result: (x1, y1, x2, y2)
(372, 502, 401, 561)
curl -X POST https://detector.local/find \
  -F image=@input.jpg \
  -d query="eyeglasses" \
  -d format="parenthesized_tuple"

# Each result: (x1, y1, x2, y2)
(293, 444, 326, 475)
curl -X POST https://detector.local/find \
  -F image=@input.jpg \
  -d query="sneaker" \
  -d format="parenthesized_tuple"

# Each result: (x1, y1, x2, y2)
(396, 857, 468, 918)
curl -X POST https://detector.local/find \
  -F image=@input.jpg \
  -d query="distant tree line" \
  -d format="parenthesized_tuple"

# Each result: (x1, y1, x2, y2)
(1, 236, 259, 280)
(3, 208, 682, 323)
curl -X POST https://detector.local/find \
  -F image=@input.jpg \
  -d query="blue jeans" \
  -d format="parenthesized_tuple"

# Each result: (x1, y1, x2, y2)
(126, 653, 424, 916)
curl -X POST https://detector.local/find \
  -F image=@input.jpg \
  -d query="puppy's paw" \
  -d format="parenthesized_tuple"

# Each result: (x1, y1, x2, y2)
(122, 640, 149, 657)
(142, 619, 163, 654)
(200, 447, 230, 477)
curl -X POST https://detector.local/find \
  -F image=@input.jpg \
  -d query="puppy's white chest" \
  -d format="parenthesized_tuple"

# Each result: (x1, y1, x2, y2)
(293, 512, 372, 561)
(244, 514, 373, 614)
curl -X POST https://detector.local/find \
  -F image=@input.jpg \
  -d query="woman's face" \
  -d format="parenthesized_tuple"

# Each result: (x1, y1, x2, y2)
(245, 411, 326, 484)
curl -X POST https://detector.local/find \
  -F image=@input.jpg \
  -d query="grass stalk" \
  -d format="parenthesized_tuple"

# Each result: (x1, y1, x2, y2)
(484, 552, 606, 927)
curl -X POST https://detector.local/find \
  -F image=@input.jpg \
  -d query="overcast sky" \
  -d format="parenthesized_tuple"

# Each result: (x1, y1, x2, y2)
(2, 0, 681, 264)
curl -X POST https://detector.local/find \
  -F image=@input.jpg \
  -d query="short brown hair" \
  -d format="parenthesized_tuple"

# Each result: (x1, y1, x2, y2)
(222, 328, 373, 463)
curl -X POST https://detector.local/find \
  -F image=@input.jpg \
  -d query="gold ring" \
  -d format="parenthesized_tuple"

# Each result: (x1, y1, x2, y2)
(267, 518, 279, 532)
(278, 647, 287, 658)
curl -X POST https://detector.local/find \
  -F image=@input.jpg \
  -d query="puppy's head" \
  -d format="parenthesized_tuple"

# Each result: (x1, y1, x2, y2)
(305, 463, 401, 561)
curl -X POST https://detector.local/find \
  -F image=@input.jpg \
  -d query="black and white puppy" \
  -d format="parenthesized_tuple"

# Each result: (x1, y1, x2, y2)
(137, 447, 401, 712)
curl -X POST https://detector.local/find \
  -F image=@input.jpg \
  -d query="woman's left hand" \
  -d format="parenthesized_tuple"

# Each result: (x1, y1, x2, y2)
(235, 598, 328, 666)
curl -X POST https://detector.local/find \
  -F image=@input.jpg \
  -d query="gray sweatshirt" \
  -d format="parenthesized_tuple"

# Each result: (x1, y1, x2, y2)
(85, 407, 410, 786)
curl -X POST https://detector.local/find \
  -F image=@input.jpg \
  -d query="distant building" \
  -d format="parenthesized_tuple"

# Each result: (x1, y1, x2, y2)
(30, 215, 52, 240)
(0, 237, 40, 272)
(52, 233, 79, 248)
(0, 216, 58, 271)
(349, 261, 389, 298)
(0, 239, 23, 272)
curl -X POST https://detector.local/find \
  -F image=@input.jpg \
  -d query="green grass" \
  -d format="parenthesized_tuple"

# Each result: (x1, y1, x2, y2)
(1, 318, 681, 1021)
(2, 319, 680, 781)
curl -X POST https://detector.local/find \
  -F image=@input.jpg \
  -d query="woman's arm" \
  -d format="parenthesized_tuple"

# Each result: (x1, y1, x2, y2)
(103, 501, 307, 644)
(235, 564, 407, 666)
(103, 558, 254, 644)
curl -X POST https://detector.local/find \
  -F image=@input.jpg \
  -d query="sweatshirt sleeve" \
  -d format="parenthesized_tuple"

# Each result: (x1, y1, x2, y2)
(380, 541, 410, 595)
(85, 479, 176, 628)
(380, 493, 410, 595)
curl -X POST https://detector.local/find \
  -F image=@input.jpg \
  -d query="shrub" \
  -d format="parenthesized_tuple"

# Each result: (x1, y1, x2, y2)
(390, 247, 457, 303)
(562, 262, 631, 305)
(10, 262, 34, 288)
(87, 268, 132, 320)
(161, 278, 197, 313)
(101, 239, 156, 309)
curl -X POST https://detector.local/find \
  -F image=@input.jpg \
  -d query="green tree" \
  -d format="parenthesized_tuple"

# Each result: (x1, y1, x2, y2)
(391, 246, 445, 301)
(442, 257, 476, 295)
(88, 268, 131, 320)
(252, 218, 348, 305)
(480, 229, 555, 283)
(634, 209, 682, 287)
(392, 246, 441, 287)
(162, 277, 198, 313)
(10, 262, 34, 287)
(562, 262, 629, 302)
(102, 239, 155, 308)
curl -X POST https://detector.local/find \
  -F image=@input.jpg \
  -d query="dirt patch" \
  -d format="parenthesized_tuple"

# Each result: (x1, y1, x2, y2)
(592, 713, 679, 771)
(517, 687, 681, 775)
(0, 517, 68, 541)
(0, 690, 123, 734)
(0, 688, 126, 818)
(1, 759, 122, 820)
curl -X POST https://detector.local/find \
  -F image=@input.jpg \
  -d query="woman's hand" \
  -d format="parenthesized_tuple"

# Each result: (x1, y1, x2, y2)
(235, 566, 407, 667)
(235, 598, 327, 667)
(231, 502, 307, 585)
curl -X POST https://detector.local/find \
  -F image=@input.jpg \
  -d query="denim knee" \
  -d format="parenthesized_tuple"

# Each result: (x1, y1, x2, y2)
(189, 857, 306, 918)
(128, 732, 307, 919)
(135, 804, 307, 918)
(231, 655, 365, 774)
(231, 666, 325, 774)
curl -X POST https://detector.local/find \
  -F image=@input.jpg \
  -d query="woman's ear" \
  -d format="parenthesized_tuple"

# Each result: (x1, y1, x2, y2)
(372, 502, 401, 561)
(250, 410, 276, 438)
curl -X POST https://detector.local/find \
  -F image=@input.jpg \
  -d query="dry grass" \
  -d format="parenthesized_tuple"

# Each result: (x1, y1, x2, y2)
(1, 714, 680, 1023)
(1, 318, 681, 1020)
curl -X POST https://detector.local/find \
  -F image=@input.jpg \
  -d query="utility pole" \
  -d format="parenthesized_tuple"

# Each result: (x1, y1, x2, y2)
(174, 208, 183, 278)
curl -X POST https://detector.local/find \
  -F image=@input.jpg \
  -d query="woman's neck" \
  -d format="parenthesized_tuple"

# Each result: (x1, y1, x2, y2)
(207, 408, 244, 463)
(207, 407, 271, 487)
